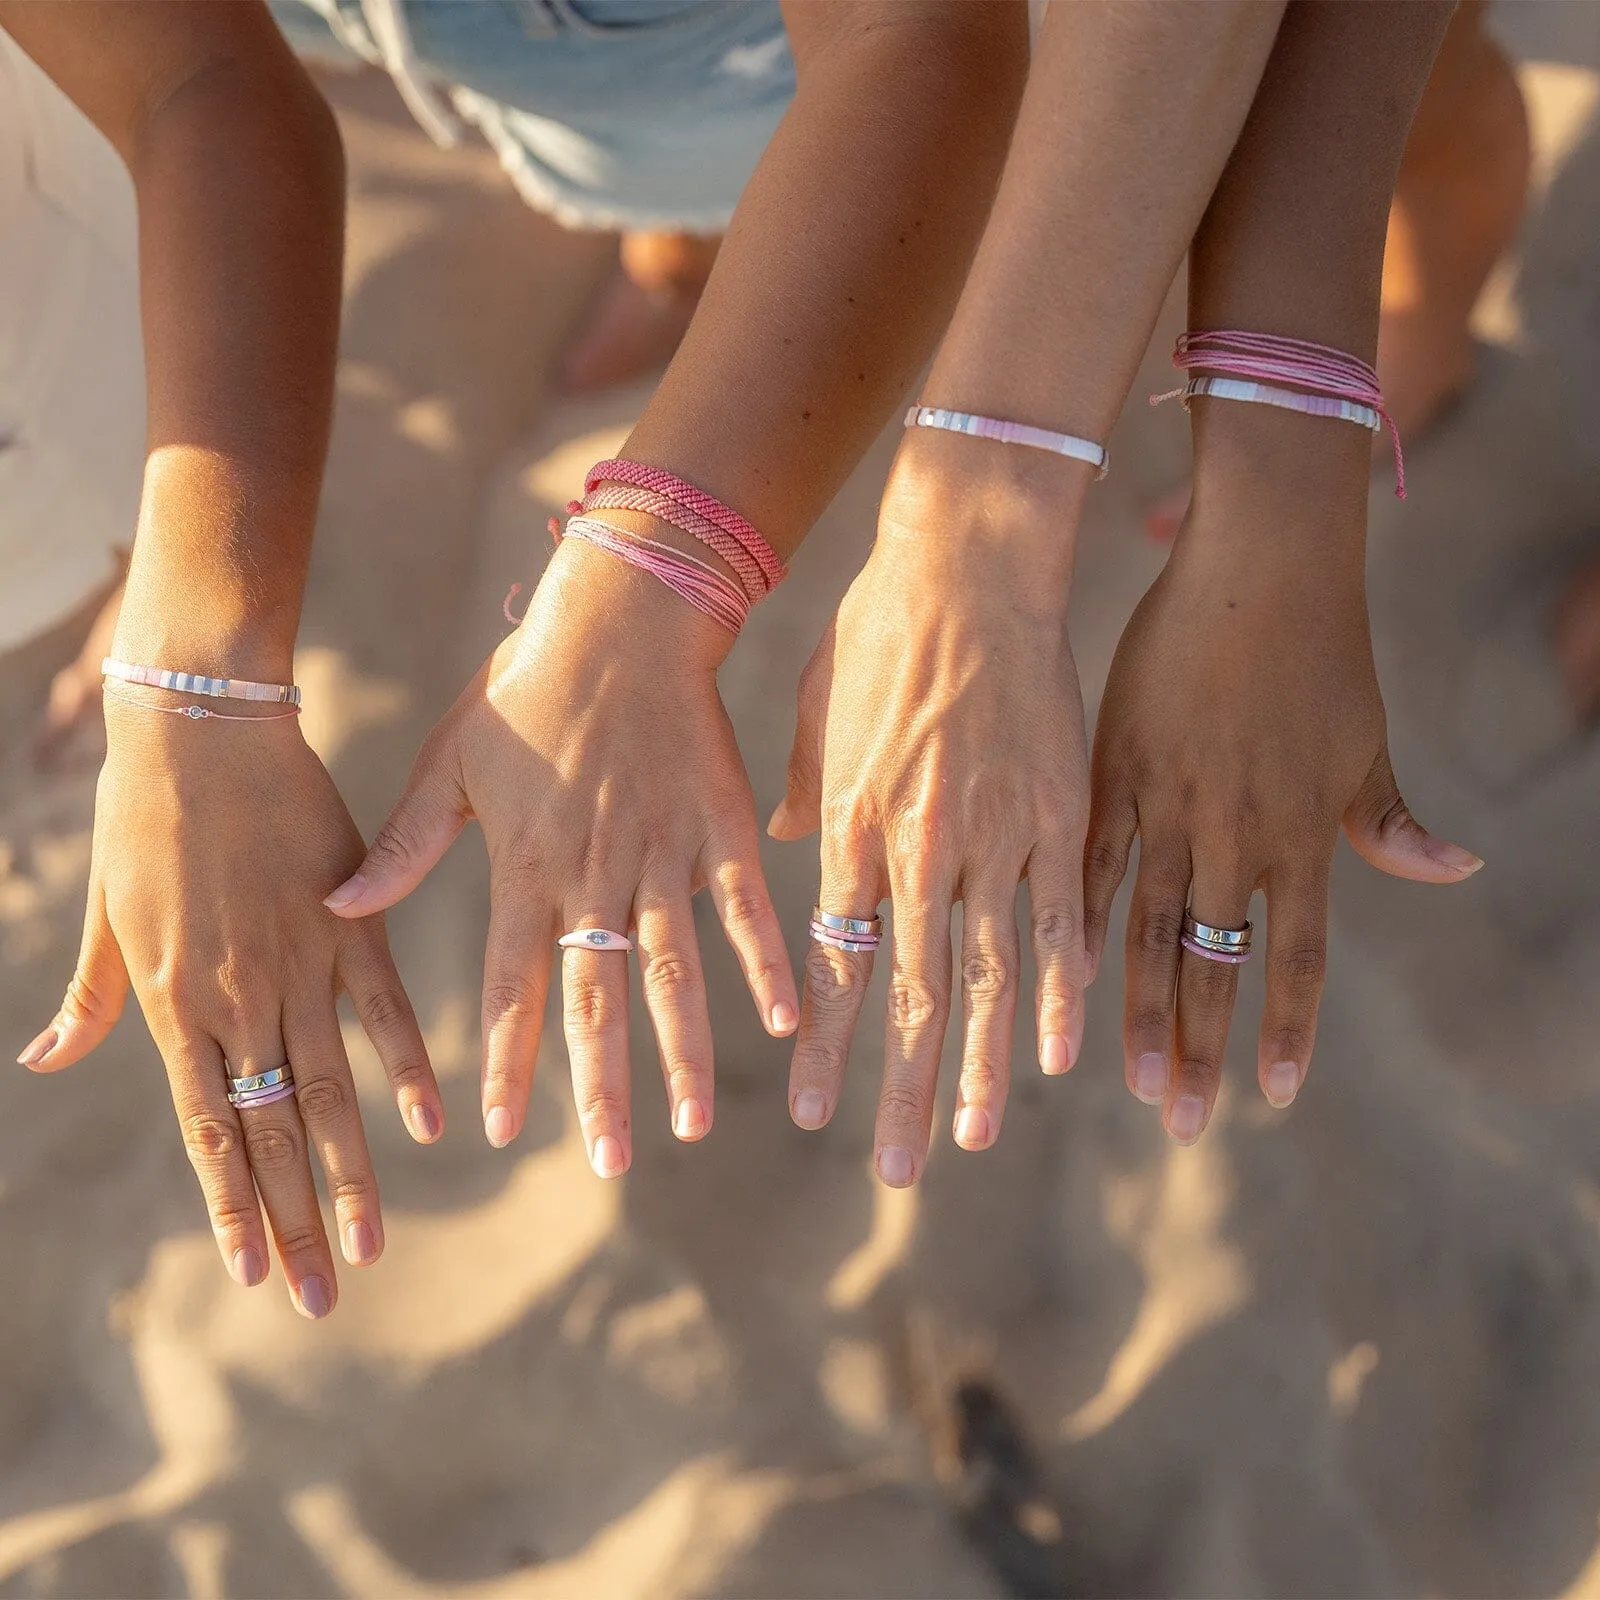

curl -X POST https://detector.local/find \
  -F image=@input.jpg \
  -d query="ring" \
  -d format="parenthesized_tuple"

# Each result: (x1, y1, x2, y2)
(558, 928, 634, 952)
(1181, 911, 1253, 965)
(812, 907, 883, 937)
(227, 1062, 296, 1110)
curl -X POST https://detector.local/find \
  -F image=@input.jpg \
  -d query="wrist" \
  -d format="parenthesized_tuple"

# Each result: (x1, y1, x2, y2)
(110, 581, 301, 685)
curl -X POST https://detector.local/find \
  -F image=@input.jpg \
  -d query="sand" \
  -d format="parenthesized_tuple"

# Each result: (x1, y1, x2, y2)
(4, 10, 1600, 1596)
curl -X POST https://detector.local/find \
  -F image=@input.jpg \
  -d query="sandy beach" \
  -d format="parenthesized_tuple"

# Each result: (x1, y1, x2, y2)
(5, 8, 1600, 1595)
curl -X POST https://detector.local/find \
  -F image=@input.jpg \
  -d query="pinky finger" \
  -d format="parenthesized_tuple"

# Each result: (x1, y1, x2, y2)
(704, 831, 798, 1037)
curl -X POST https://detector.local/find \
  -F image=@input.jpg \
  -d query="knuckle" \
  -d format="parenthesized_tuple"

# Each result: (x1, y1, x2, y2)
(1269, 1025, 1315, 1064)
(577, 1087, 628, 1131)
(887, 973, 941, 1032)
(330, 1175, 373, 1210)
(877, 1081, 930, 1126)
(1274, 938, 1327, 992)
(295, 1076, 352, 1124)
(60, 969, 111, 1026)
(717, 885, 772, 934)
(243, 1121, 303, 1172)
(1032, 904, 1082, 954)
(959, 1058, 1002, 1099)
(643, 952, 701, 997)
(181, 1113, 240, 1165)
(1085, 836, 1130, 888)
(271, 1224, 325, 1261)
(1186, 956, 1238, 1006)
(665, 1061, 706, 1098)
(805, 944, 867, 1001)
(354, 983, 416, 1038)
(960, 951, 1013, 1002)
(565, 977, 623, 1038)
(207, 1200, 257, 1240)
(1132, 905, 1185, 962)
(820, 794, 876, 858)
(482, 978, 540, 1023)
(1129, 1005, 1173, 1043)
(889, 803, 951, 870)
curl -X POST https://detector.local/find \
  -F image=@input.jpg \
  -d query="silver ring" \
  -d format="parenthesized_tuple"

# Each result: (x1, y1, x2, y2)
(557, 928, 634, 952)
(810, 923, 881, 954)
(227, 1065, 293, 1095)
(812, 907, 883, 937)
(1182, 911, 1252, 951)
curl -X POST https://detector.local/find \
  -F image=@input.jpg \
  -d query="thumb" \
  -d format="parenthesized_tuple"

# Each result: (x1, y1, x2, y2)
(1343, 746, 1483, 883)
(768, 631, 834, 842)
(20, 880, 129, 1071)
(326, 739, 470, 917)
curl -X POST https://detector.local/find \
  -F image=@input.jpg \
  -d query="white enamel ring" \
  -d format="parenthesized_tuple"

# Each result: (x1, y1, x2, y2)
(558, 928, 634, 952)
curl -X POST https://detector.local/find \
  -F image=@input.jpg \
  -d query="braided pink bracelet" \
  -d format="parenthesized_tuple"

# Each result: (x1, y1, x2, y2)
(577, 483, 768, 604)
(1151, 330, 1405, 499)
(583, 460, 786, 596)
(557, 514, 749, 633)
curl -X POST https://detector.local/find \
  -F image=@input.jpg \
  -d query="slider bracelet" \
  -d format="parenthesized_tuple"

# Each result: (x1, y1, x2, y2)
(100, 658, 302, 722)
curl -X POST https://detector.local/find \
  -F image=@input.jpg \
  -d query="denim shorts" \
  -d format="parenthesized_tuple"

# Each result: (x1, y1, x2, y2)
(276, 0, 795, 232)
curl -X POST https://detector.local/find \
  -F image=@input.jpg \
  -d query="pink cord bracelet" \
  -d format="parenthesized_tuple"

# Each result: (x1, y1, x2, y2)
(1151, 330, 1406, 499)
(577, 483, 769, 604)
(557, 515, 749, 633)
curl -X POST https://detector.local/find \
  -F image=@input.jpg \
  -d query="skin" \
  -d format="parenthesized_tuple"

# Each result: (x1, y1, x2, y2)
(321, 0, 1034, 1176)
(4, 1, 444, 1320)
(1083, 0, 1479, 1145)
(772, 0, 1290, 1185)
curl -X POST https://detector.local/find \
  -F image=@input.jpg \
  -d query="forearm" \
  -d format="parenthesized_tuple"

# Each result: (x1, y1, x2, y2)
(620, 1, 1030, 558)
(1184, 0, 1454, 542)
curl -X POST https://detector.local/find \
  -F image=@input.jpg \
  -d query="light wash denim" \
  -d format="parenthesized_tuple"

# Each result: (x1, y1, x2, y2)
(275, 0, 794, 231)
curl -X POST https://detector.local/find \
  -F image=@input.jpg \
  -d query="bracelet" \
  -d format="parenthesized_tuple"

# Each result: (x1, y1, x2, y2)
(903, 405, 1109, 479)
(1175, 375, 1382, 434)
(558, 515, 749, 633)
(101, 658, 301, 706)
(578, 483, 770, 604)
(103, 685, 301, 722)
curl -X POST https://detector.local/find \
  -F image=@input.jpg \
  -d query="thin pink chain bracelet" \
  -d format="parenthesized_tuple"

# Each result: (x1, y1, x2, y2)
(1151, 329, 1406, 499)
(582, 459, 786, 595)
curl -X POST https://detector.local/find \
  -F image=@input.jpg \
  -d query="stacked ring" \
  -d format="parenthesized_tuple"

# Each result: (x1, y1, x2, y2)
(1180, 912, 1253, 965)
(227, 1064, 296, 1110)
(810, 907, 884, 954)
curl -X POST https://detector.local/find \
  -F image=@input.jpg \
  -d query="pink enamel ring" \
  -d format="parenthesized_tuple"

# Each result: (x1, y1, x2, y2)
(1181, 912, 1253, 965)
(558, 928, 634, 952)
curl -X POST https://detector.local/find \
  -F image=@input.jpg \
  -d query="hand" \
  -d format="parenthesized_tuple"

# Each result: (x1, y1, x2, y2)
(324, 539, 798, 1176)
(771, 449, 1093, 1186)
(17, 700, 443, 1317)
(1081, 497, 1482, 1144)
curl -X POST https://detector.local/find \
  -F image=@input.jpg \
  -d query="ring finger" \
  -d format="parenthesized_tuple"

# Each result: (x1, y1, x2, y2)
(561, 894, 636, 1178)
(953, 862, 1025, 1151)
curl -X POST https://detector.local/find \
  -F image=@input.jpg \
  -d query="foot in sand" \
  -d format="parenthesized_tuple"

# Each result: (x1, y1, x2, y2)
(560, 229, 721, 394)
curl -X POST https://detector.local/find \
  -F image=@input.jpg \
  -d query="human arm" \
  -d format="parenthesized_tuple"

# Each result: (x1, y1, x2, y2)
(323, 1, 1034, 1173)
(5, 1, 441, 1312)
(1081, 0, 1479, 1143)
(770, 0, 1288, 1183)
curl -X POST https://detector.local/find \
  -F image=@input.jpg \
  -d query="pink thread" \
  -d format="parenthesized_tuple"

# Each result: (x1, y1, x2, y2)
(1151, 330, 1405, 500)
(578, 484, 769, 603)
(104, 686, 301, 722)
(582, 460, 786, 595)
(557, 515, 749, 633)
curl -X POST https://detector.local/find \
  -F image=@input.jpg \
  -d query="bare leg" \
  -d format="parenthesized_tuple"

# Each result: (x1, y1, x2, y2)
(559, 229, 721, 394)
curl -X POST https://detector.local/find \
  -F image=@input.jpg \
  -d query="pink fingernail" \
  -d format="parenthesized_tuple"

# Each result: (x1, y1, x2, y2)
(770, 1000, 798, 1035)
(876, 1145, 915, 1187)
(1167, 1094, 1207, 1145)
(954, 1107, 990, 1149)
(17, 1027, 58, 1068)
(1040, 1034, 1070, 1075)
(1264, 1060, 1300, 1109)
(323, 875, 365, 911)
(232, 1246, 266, 1287)
(1426, 841, 1484, 875)
(673, 1098, 708, 1141)
(591, 1134, 627, 1179)
(345, 1220, 379, 1265)
(408, 1102, 441, 1142)
(1133, 1052, 1167, 1104)
(792, 1089, 828, 1130)
(297, 1275, 333, 1319)
(484, 1106, 516, 1148)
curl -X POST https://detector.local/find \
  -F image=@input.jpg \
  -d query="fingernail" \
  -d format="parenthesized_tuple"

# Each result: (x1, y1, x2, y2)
(954, 1106, 990, 1149)
(1426, 840, 1484, 875)
(876, 1145, 915, 1187)
(484, 1105, 515, 1148)
(1040, 1034, 1070, 1076)
(673, 1097, 707, 1141)
(297, 1275, 333, 1319)
(792, 1089, 828, 1130)
(770, 1000, 798, 1035)
(765, 803, 789, 838)
(17, 1027, 58, 1067)
(408, 1102, 441, 1142)
(344, 1220, 378, 1265)
(323, 874, 365, 912)
(1264, 1060, 1301, 1109)
(232, 1246, 266, 1287)
(1167, 1094, 1207, 1145)
(1133, 1052, 1167, 1104)
(591, 1134, 626, 1179)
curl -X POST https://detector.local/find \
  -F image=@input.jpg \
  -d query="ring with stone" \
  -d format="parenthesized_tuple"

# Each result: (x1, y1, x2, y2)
(557, 928, 635, 952)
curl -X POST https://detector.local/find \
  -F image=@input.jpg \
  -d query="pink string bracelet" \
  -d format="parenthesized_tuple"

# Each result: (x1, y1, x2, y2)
(903, 405, 1109, 479)
(1150, 330, 1406, 499)
(582, 460, 786, 596)
(554, 514, 749, 634)
(103, 685, 301, 722)
(576, 483, 769, 604)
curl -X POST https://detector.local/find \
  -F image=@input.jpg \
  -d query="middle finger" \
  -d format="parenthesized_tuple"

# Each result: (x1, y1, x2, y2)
(561, 893, 636, 1178)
